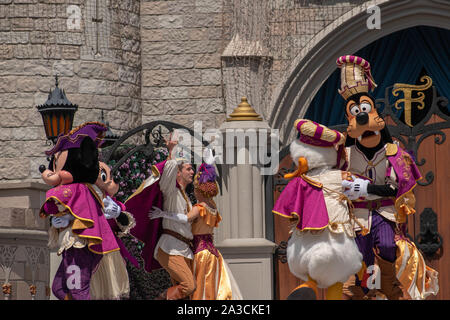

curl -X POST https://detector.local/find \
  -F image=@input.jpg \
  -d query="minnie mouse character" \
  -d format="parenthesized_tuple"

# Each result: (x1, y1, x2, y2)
(94, 162, 138, 265)
(39, 122, 121, 300)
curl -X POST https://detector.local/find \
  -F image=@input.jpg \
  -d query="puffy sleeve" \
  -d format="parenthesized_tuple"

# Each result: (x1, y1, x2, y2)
(159, 159, 178, 194)
(194, 204, 222, 228)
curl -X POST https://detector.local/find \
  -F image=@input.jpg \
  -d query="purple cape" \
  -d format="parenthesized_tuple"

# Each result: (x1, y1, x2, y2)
(125, 160, 166, 273)
(387, 146, 422, 197)
(107, 199, 139, 268)
(272, 176, 329, 231)
(40, 183, 120, 255)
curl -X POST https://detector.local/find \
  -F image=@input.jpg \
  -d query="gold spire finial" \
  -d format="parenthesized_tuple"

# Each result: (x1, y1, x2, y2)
(226, 97, 263, 121)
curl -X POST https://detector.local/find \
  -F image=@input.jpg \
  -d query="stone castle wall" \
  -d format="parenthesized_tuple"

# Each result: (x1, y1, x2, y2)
(0, 0, 141, 182)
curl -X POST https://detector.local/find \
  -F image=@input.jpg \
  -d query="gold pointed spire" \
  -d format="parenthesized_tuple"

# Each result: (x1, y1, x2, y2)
(226, 97, 263, 121)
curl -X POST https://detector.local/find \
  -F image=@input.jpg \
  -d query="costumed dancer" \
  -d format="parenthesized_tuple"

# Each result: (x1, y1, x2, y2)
(125, 134, 196, 300)
(150, 148, 243, 300)
(89, 161, 139, 299)
(272, 119, 363, 300)
(336, 55, 438, 299)
(39, 122, 121, 300)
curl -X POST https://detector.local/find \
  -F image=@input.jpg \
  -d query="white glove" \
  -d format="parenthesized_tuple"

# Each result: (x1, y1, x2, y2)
(51, 215, 74, 228)
(103, 196, 121, 219)
(342, 178, 370, 200)
(203, 146, 216, 165)
(149, 206, 188, 223)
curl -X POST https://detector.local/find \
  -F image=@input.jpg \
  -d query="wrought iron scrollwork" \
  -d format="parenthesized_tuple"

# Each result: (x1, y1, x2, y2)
(377, 84, 450, 187)
(274, 241, 288, 264)
(414, 208, 443, 256)
(102, 120, 215, 176)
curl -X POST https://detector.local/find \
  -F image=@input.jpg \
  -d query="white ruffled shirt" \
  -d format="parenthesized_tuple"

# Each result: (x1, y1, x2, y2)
(153, 160, 193, 260)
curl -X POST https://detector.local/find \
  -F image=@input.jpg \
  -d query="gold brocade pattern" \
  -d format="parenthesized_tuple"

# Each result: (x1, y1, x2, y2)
(192, 249, 233, 300)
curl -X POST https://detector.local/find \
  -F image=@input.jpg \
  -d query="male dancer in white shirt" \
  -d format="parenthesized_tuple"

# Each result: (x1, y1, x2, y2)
(154, 138, 196, 300)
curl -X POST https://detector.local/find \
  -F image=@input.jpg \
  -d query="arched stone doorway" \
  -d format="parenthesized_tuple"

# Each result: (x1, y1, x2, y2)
(269, 0, 450, 145)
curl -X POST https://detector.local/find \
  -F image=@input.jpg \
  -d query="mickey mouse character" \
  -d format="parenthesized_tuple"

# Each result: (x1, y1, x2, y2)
(336, 56, 422, 299)
(39, 122, 121, 300)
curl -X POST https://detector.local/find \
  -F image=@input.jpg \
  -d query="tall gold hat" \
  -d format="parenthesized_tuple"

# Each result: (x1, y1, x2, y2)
(336, 55, 377, 100)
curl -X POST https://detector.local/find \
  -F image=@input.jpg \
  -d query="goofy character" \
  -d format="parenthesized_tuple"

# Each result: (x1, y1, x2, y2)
(336, 55, 422, 299)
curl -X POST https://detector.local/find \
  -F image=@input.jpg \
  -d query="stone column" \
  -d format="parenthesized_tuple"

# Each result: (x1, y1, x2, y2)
(0, 182, 50, 300)
(215, 97, 276, 300)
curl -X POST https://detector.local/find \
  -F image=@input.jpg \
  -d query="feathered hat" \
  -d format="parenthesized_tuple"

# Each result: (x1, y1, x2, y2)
(45, 121, 107, 156)
(294, 119, 345, 147)
(193, 147, 219, 198)
(336, 55, 377, 100)
(292, 119, 347, 171)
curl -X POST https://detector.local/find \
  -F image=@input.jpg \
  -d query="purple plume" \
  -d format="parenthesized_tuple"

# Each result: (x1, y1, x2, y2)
(197, 163, 217, 183)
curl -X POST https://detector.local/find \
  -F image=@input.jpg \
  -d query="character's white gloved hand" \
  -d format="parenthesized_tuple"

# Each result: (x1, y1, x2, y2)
(149, 206, 188, 223)
(51, 215, 74, 228)
(103, 196, 121, 219)
(203, 146, 216, 165)
(342, 177, 370, 200)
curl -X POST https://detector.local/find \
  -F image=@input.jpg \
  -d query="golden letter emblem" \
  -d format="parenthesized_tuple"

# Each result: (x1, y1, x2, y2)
(392, 76, 433, 127)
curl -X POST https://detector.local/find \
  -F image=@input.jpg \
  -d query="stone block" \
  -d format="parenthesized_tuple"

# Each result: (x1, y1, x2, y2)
(195, 0, 222, 14)
(11, 126, 43, 141)
(158, 15, 183, 29)
(142, 99, 164, 116)
(118, 65, 140, 85)
(140, 15, 160, 29)
(11, 18, 34, 31)
(141, 1, 169, 15)
(188, 85, 220, 99)
(188, 28, 208, 41)
(167, 0, 194, 15)
(0, 44, 13, 59)
(194, 53, 221, 69)
(142, 41, 169, 55)
(160, 86, 189, 100)
(60, 45, 80, 60)
(0, 158, 31, 180)
(0, 76, 18, 92)
(142, 55, 161, 70)
(0, 207, 25, 228)
(16, 78, 40, 92)
(14, 45, 43, 59)
(141, 86, 161, 100)
(183, 13, 214, 28)
(196, 98, 224, 114)
(24, 209, 42, 229)
(201, 69, 221, 85)
(113, 82, 139, 98)
(142, 70, 169, 87)
(51, 60, 75, 77)
(168, 69, 202, 86)
(160, 54, 194, 69)
(79, 79, 110, 95)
